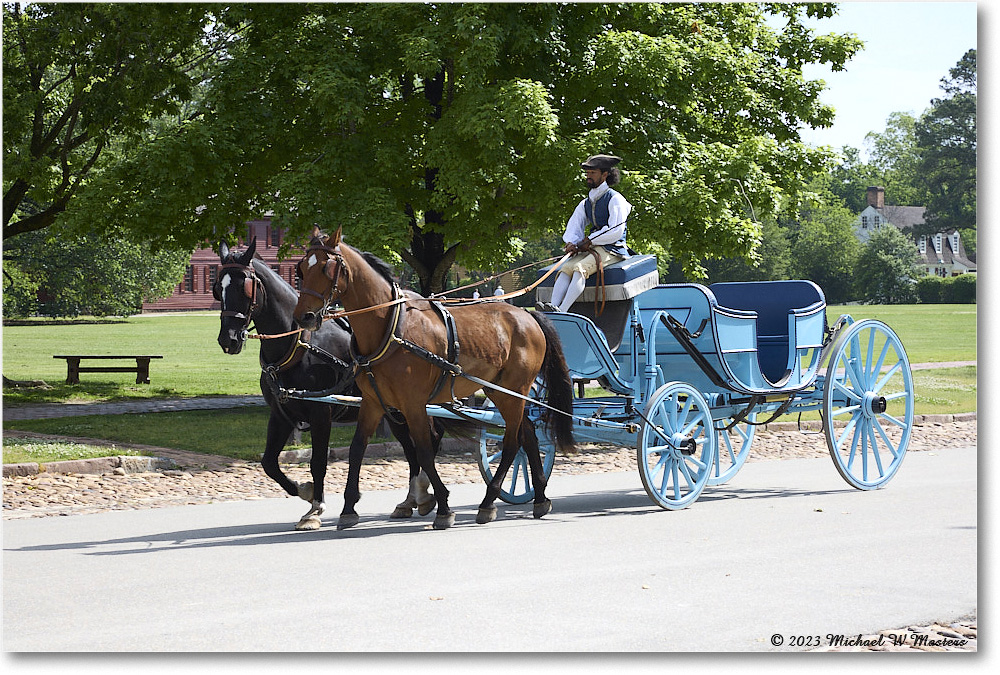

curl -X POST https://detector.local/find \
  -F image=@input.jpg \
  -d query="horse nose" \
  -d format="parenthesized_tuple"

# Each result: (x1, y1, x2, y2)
(298, 311, 317, 328)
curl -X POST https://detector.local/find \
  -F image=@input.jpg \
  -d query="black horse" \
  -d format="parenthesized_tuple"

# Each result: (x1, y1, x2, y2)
(215, 238, 450, 530)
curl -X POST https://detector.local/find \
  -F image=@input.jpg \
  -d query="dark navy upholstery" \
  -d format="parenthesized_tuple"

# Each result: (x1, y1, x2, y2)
(709, 280, 825, 383)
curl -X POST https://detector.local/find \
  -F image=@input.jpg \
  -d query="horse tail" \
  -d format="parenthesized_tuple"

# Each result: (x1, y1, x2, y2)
(530, 311, 576, 454)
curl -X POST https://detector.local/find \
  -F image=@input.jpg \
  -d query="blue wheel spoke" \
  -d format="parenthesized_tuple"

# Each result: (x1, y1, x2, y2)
(874, 361, 903, 393)
(878, 411, 908, 430)
(864, 328, 877, 384)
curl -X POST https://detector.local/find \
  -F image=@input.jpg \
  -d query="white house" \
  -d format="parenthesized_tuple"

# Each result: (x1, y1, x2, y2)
(854, 187, 975, 277)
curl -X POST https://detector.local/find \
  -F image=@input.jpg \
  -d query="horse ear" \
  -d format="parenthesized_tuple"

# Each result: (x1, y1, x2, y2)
(242, 237, 257, 264)
(219, 241, 230, 261)
(326, 227, 342, 248)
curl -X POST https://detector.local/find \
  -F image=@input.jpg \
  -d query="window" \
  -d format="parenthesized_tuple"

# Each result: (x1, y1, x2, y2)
(873, 215, 881, 227)
(861, 216, 868, 229)
(918, 236, 926, 254)
(270, 227, 281, 247)
(183, 265, 194, 292)
(208, 265, 219, 292)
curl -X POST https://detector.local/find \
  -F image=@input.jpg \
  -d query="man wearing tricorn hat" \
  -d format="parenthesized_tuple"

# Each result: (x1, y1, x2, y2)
(538, 154, 633, 312)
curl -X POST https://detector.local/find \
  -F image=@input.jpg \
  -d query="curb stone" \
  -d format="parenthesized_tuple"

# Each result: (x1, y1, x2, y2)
(3, 455, 177, 478)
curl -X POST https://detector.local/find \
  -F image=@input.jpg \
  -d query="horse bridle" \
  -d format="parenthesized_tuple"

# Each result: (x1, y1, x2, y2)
(215, 261, 264, 336)
(297, 243, 347, 315)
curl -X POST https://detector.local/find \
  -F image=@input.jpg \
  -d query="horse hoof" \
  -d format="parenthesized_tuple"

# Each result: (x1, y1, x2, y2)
(337, 514, 360, 530)
(432, 512, 455, 530)
(390, 506, 413, 519)
(297, 482, 314, 502)
(295, 515, 322, 531)
(417, 499, 435, 517)
(533, 500, 552, 519)
(476, 506, 497, 524)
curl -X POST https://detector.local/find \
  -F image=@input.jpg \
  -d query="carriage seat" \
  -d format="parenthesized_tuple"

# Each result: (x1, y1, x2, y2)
(535, 254, 658, 351)
(535, 254, 659, 304)
(708, 280, 826, 384)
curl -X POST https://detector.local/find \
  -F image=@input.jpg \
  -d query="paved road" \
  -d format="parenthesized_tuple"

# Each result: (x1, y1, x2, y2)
(3, 444, 976, 652)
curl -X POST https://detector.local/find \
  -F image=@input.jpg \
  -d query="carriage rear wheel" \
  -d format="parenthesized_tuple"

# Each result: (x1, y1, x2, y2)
(822, 319, 914, 489)
(477, 427, 555, 505)
(638, 382, 717, 510)
(707, 413, 756, 486)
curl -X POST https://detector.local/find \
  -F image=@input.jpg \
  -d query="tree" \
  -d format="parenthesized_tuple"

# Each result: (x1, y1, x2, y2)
(1, 226, 189, 318)
(787, 191, 860, 304)
(914, 49, 976, 235)
(2, 2, 220, 241)
(853, 224, 921, 304)
(863, 112, 927, 207)
(704, 218, 791, 282)
(74, 2, 861, 293)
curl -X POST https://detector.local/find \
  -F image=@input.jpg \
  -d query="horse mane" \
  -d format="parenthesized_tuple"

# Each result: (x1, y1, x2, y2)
(308, 235, 401, 290)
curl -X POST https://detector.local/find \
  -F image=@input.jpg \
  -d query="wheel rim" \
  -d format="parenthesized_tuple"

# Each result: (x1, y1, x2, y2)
(823, 320, 914, 489)
(638, 383, 717, 510)
(707, 414, 755, 486)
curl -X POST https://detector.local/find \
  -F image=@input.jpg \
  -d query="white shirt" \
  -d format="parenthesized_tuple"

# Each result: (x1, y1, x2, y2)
(563, 182, 633, 246)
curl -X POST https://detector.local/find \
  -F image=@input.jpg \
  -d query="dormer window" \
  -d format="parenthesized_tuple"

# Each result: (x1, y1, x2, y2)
(918, 236, 926, 254)
(861, 216, 869, 229)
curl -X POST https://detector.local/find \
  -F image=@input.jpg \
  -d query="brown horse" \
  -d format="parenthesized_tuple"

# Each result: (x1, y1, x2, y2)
(293, 228, 575, 529)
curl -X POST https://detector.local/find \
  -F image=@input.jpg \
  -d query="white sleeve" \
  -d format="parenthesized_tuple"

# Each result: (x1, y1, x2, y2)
(563, 200, 587, 244)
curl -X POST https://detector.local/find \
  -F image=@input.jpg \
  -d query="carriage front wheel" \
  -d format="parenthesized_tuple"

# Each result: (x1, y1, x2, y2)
(638, 382, 717, 510)
(822, 319, 914, 489)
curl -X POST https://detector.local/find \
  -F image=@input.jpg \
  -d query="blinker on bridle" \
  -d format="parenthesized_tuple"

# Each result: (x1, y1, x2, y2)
(215, 262, 263, 336)
(298, 244, 347, 312)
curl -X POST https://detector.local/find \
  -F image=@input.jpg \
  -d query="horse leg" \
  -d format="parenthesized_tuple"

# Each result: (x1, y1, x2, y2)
(402, 409, 453, 529)
(387, 418, 436, 519)
(338, 401, 381, 530)
(294, 405, 331, 531)
(261, 410, 305, 492)
(477, 414, 523, 524)
(519, 413, 551, 518)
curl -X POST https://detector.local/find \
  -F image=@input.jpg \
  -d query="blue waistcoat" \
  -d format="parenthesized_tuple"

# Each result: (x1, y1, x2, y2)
(584, 190, 629, 257)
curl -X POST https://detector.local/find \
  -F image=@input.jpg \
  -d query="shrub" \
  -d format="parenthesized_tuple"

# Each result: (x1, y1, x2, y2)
(916, 275, 944, 303)
(941, 273, 976, 303)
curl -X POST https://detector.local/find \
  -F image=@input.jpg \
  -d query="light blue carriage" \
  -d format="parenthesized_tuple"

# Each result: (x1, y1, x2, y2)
(477, 255, 915, 510)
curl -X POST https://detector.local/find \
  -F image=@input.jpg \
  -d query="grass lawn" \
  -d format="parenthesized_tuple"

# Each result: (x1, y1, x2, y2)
(826, 304, 976, 364)
(2, 305, 975, 462)
(2, 313, 261, 405)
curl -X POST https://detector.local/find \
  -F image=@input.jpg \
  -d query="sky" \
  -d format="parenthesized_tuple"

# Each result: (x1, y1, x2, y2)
(794, 1, 979, 155)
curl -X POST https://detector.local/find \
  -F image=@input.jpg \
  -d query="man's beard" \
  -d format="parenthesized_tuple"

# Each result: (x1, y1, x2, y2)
(586, 177, 601, 189)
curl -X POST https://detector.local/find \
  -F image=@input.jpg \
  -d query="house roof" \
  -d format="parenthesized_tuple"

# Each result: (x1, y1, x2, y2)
(877, 205, 926, 231)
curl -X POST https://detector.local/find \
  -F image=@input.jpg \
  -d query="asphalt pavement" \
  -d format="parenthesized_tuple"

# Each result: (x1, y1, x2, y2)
(3, 443, 977, 652)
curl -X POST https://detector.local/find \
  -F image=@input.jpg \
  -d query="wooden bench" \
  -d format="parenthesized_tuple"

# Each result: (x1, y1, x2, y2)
(53, 355, 163, 384)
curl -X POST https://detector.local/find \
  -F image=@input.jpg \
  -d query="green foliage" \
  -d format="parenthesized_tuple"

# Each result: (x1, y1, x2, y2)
(940, 273, 976, 304)
(2, 228, 189, 318)
(787, 192, 860, 303)
(915, 275, 944, 304)
(853, 225, 921, 304)
(916, 273, 976, 304)
(65, 2, 861, 291)
(1, 258, 42, 318)
(915, 49, 977, 234)
(862, 112, 928, 207)
(2, 2, 217, 240)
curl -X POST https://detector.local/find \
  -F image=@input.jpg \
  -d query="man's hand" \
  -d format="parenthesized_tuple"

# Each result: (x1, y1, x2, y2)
(564, 242, 579, 254)
(578, 237, 593, 252)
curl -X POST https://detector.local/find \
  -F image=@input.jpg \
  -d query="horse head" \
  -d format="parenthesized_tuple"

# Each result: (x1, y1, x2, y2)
(216, 237, 261, 354)
(293, 227, 345, 331)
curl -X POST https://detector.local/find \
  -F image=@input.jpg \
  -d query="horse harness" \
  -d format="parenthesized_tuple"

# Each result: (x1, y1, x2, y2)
(349, 282, 466, 424)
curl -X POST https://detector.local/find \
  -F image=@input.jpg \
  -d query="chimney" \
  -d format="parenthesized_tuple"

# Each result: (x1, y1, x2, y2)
(866, 186, 885, 208)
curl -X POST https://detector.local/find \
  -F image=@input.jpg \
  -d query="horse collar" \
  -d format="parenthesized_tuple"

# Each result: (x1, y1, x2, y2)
(349, 283, 407, 368)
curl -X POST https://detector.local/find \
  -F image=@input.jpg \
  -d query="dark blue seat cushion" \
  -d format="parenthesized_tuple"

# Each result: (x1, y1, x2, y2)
(537, 254, 658, 288)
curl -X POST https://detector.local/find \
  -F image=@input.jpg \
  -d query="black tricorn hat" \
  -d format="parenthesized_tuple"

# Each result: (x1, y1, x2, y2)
(581, 154, 622, 170)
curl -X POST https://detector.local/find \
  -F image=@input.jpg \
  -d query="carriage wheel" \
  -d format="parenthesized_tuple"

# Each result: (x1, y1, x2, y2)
(822, 319, 914, 490)
(638, 382, 717, 510)
(477, 427, 555, 505)
(707, 414, 756, 486)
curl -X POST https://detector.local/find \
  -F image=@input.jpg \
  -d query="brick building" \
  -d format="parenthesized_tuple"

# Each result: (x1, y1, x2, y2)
(142, 216, 304, 312)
